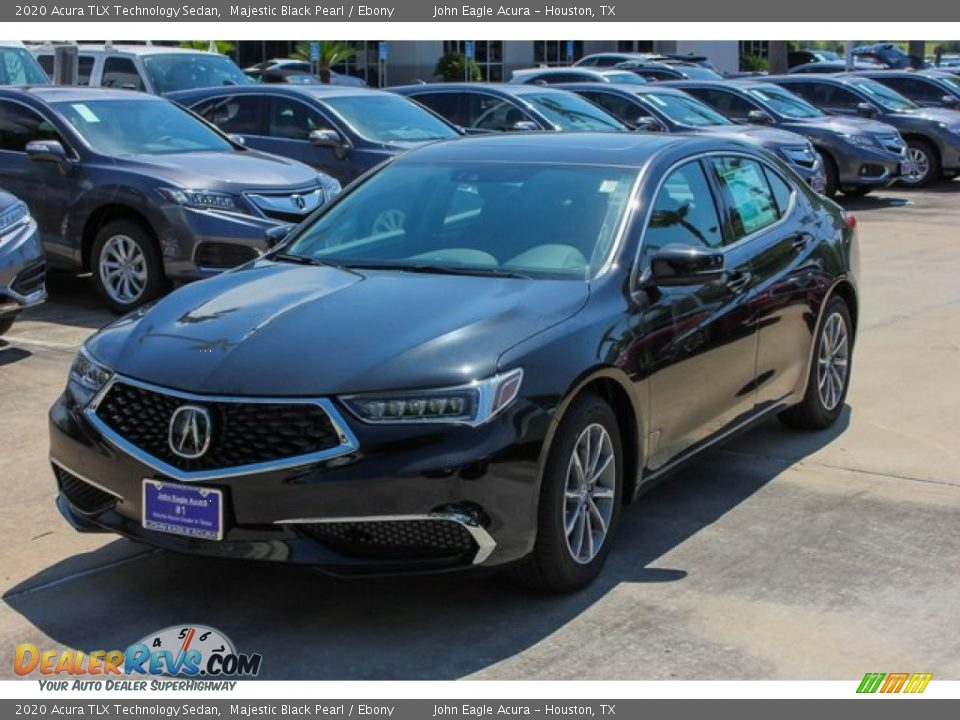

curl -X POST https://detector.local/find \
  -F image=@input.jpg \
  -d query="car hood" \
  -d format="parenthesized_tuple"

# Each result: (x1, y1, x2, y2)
(118, 150, 320, 191)
(780, 114, 897, 136)
(87, 261, 589, 396)
(694, 124, 809, 147)
(887, 106, 960, 124)
(0, 189, 19, 211)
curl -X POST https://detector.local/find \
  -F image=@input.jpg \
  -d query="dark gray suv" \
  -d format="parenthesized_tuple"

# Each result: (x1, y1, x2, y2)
(0, 87, 339, 313)
(663, 79, 909, 197)
(768, 74, 960, 187)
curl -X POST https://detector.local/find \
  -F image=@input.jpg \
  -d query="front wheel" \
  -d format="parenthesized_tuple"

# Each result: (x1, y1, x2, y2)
(900, 138, 940, 188)
(779, 296, 853, 430)
(91, 220, 167, 314)
(510, 393, 623, 593)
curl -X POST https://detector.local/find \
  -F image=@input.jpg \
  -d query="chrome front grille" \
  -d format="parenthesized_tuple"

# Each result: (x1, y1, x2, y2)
(246, 187, 324, 224)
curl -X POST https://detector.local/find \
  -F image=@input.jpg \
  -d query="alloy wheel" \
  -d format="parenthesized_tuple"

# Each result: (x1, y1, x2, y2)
(99, 235, 148, 306)
(817, 312, 849, 411)
(904, 146, 930, 185)
(563, 423, 617, 564)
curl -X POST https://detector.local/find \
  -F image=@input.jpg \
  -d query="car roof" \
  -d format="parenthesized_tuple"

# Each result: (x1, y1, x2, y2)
(768, 74, 865, 85)
(31, 44, 222, 57)
(659, 78, 773, 91)
(393, 131, 698, 167)
(0, 41, 29, 49)
(0, 85, 164, 103)
(390, 83, 575, 97)
(170, 84, 389, 101)
(557, 82, 687, 97)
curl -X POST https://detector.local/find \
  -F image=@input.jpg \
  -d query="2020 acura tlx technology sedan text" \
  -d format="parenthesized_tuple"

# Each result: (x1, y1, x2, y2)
(50, 133, 859, 592)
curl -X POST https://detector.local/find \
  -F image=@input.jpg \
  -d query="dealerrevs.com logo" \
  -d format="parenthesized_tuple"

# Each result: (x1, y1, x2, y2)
(857, 672, 933, 694)
(14, 625, 262, 687)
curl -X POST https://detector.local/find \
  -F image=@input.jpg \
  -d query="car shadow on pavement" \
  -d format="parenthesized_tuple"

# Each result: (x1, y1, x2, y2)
(21, 272, 113, 331)
(838, 194, 912, 211)
(3, 411, 849, 680)
(0, 343, 32, 366)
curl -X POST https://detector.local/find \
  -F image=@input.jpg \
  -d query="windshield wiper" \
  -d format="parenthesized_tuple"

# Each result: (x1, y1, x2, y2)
(272, 253, 364, 276)
(343, 261, 533, 279)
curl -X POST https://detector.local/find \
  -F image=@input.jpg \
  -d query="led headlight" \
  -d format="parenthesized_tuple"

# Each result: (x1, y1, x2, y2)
(341, 368, 523, 426)
(840, 133, 876, 148)
(68, 347, 113, 407)
(0, 201, 29, 238)
(159, 188, 241, 212)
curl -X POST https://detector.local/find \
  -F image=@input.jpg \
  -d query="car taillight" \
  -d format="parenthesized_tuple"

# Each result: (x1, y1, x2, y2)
(845, 214, 857, 230)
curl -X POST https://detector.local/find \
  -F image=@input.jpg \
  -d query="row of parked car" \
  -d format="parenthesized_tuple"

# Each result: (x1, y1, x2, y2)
(1, 41, 958, 331)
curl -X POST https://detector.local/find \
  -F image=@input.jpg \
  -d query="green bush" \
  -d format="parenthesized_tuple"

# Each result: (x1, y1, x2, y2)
(434, 52, 482, 82)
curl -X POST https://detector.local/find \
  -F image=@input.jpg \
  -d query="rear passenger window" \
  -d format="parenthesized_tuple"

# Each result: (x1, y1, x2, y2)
(643, 161, 723, 259)
(709, 157, 781, 239)
(411, 92, 463, 127)
(582, 92, 651, 125)
(194, 95, 264, 135)
(102, 57, 144, 91)
(0, 101, 65, 152)
(685, 88, 756, 120)
(764, 167, 794, 217)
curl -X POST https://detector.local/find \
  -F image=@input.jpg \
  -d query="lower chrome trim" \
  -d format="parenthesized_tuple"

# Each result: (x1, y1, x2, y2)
(274, 512, 497, 565)
(50, 457, 124, 500)
(84, 375, 360, 482)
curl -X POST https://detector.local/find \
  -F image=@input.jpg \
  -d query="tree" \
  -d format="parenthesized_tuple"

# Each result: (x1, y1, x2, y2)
(291, 41, 358, 84)
(434, 52, 482, 82)
(179, 41, 235, 56)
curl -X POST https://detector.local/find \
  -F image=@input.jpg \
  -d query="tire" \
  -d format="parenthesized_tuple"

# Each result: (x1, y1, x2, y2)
(818, 150, 839, 198)
(842, 186, 873, 198)
(900, 138, 941, 188)
(90, 219, 167, 314)
(779, 296, 853, 431)
(510, 392, 624, 593)
(0, 315, 15, 337)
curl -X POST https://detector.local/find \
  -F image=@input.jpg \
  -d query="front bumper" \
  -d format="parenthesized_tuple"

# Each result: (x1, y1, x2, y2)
(934, 132, 960, 171)
(49, 381, 548, 575)
(832, 143, 906, 188)
(0, 217, 46, 319)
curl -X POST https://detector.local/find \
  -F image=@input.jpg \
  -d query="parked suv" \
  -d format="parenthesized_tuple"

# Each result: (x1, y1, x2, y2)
(561, 83, 826, 192)
(769, 74, 960, 186)
(0, 188, 45, 336)
(0, 87, 338, 312)
(851, 70, 960, 110)
(32, 44, 252, 95)
(390, 83, 626, 134)
(0, 42, 48, 86)
(663, 79, 909, 197)
(50, 133, 859, 592)
(171, 85, 463, 184)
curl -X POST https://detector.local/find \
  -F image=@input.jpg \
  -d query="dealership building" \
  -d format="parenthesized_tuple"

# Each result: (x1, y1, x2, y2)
(230, 40, 747, 85)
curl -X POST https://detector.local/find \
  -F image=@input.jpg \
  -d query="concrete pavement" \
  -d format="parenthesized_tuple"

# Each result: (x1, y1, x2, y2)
(1, 183, 959, 680)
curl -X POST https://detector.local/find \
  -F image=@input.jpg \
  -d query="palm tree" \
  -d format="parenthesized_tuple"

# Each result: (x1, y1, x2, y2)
(179, 41, 235, 55)
(291, 41, 358, 83)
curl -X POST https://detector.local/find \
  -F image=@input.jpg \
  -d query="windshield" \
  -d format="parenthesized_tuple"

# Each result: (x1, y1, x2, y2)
(642, 92, 729, 126)
(282, 161, 638, 279)
(747, 86, 825, 118)
(937, 74, 960, 91)
(53, 99, 234, 155)
(322, 94, 459, 142)
(677, 65, 723, 80)
(521, 93, 625, 132)
(851, 79, 918, 111)
(602, 71, 646, 85)
(142, 53, 252, 94)
(0, 47, 49, 85)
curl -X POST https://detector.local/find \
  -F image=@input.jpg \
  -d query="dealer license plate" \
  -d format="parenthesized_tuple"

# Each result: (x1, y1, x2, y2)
(142, 479, 223, 541)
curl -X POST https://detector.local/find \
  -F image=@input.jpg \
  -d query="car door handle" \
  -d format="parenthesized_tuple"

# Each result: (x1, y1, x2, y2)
(726, 271, 752, 293)
(791, 233, 813, 252)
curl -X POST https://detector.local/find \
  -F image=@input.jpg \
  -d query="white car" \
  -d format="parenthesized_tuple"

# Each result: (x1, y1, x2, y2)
(0, 41, 48, 86)
(509, 67, 646, 85)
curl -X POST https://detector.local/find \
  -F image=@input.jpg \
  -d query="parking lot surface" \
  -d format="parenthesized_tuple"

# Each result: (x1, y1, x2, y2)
(2, 183, 959, 680)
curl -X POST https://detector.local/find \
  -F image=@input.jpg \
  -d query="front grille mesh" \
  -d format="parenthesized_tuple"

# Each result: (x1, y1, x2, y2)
(301, 519, 478, 561)
(55, 466, 117, 515)
(95, 382, 343, 472)
(195, 242, 259, 269)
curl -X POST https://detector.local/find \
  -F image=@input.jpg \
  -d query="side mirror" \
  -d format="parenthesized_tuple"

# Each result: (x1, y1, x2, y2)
(746, 109, 774, 125)
(856, 102, 879, 117)
(25, 139, 68, 164)
(309, 128, 345, 148)
(636, 116, 665, 132)
(644, 245, 725, 287)
(228, 134, 246, 145)
(941, 94, 960, 109)
(509, 120, 540, 132)
(265, 223, 295, 248)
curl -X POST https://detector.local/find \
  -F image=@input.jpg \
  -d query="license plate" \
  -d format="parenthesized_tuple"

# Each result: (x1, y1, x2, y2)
(142, 480, 223, 541)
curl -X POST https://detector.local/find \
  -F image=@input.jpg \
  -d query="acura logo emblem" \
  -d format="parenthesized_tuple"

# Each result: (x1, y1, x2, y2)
(168, 405, 212, 459)
(292, 194, 306, 210)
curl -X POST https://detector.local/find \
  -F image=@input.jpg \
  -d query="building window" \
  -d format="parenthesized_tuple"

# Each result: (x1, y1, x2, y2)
(532, 41, 584, 66)
(739, 41, 769, 60)
(443, 41, 504, 81)
(616, 41, 655, 53)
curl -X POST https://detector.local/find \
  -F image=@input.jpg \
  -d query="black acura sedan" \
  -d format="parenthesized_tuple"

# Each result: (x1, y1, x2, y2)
(50, 133, 859, 592)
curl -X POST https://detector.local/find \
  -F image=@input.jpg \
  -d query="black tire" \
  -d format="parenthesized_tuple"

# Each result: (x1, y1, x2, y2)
(510, 392, 624, 593)
(817, 150, 839, 198)
(900, 138, 941, 188)
(90, 219, 167, 314)
(842, 186, 873, 198)
(779, 296, 853, 431)
(0, 315, 15, 337)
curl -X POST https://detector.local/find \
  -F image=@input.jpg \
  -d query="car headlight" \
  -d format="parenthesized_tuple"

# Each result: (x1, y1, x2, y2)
(159, 188, 242, 212)
(0, 201, 29, 238)
(839, 133, 876, 148)
(68, 347, 113, 407)
(341, 368, 523, 426)
(780, 145, 817, 166)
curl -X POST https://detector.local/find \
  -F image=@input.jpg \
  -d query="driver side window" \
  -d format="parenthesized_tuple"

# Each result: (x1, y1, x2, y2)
(0, 101, 65, 153)
(642, 161, 723, 263)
